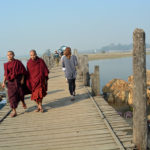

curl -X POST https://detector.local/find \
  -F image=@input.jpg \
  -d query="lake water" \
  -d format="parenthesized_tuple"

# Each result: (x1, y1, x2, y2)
(0, 59, 7, 82)
(89, 55, 150, 93)
(0, 99, 7, 109)
(1, 56, 150, 87)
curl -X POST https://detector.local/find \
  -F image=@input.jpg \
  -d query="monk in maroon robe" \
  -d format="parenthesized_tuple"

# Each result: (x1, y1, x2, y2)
(2, 51, 27, 117)
(26, 50, 49, 112)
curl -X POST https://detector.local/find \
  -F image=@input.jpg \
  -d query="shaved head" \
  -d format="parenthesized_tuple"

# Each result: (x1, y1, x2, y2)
(8, 50, 15, 56)
(7, 50, 15, 61)
(30, 49, 37, 55)
(30, 49, 37, 60)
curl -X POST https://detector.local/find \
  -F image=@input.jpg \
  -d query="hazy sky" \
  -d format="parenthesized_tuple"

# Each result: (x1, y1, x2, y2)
(0, 0, 150, 56)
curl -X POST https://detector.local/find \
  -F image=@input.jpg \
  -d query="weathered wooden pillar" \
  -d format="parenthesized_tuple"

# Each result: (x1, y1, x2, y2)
(42, 50, 54, 70)
(73, 49, 80, 78)
(82, 55, 90, 86)
(133, 28, 147, 150)
(76, 55, 83, 81)
(91, 73, 95, 95)
(91, 66, 100, 96)
(73, 49, 78, 56)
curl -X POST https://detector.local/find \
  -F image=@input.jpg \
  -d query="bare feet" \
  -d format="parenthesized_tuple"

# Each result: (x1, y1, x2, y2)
(11, 109, 17, 117)
(21, 101, 27, 109)
(34, 108, 40, 112)
(39, 106, 44, 113)
(22, 103, 27, 109)
(10, 113, 17, 117)
(38, 102, 44, 113)
(40, 108, 44, 113)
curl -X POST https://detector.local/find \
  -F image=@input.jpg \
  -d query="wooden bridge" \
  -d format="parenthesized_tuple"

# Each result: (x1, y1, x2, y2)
(0, 67, 134, 150)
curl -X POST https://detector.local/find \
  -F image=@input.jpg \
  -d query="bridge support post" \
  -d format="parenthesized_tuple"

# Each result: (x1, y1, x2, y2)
(75, 52, 83, 81)
(42, 50, 54, 70)
(133, 28, 147, 150)
(74, 50, 90, 86)
(91, 65, 100, 96)
(82, 55, 90, 86)
(73, 49, 78, 56)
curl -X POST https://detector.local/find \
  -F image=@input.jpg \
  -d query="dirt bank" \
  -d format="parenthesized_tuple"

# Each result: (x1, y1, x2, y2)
(88, 51, 150, 61)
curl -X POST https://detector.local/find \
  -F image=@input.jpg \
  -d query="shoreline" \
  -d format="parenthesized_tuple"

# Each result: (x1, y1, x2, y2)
(87, 51, 150, 61)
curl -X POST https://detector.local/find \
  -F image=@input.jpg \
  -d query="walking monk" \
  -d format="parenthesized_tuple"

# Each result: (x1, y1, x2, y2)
(2, 51, 27, 117)
(26, 50, 49, 112)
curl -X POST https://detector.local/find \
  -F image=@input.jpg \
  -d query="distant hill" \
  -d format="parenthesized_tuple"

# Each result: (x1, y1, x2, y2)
(79, 43, 150, 54)
(98, 43, 150, 53)
(100, 43, 132, 51)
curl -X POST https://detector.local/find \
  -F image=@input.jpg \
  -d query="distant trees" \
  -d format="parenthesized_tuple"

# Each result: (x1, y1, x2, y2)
(100, 43, 132, 51)
(99, 43, 150, 52)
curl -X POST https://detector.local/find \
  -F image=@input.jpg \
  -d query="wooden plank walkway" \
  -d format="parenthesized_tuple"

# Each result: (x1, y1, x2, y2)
(0, 67, 134, 150)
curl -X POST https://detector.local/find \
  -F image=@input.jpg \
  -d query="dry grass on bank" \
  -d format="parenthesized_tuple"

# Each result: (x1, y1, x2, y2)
(87, 51, 150, 61)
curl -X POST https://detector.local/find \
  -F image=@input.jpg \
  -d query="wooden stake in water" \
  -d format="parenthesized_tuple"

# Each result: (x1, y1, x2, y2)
(133, 28, 147, 150)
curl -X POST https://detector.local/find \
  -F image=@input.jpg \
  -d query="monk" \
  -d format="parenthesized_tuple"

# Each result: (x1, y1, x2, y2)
(2, 51, 27, 117)
(26, 50, 49, 112)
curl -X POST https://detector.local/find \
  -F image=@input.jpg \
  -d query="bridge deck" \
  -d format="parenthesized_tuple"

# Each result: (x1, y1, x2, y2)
(0, 67, 134, 150)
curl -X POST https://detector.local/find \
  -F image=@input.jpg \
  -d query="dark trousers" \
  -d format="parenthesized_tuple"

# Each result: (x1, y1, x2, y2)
(68, 79, 76, 95)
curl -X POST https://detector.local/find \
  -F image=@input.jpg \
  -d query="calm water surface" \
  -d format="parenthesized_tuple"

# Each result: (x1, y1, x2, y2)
(89, 55, 150, 93)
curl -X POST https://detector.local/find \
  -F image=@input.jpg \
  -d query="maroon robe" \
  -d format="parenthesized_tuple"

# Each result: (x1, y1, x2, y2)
(4, 59, 27, 109)
(26, 57, 49, 101)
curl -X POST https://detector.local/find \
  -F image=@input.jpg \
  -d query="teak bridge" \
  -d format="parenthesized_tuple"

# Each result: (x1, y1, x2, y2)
(0, 67, 134, 150)
(0, 28, 148, 150)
